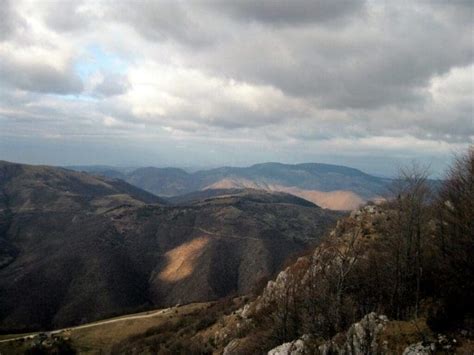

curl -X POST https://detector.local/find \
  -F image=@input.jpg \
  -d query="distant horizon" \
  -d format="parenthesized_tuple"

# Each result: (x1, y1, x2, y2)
(2, 154, 456, 179)
(0, 135, 466, 178)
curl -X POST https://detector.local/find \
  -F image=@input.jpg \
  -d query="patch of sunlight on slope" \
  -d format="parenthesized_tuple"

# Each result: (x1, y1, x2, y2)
(159, 236, 210, 282)
(276, 186, 365, 211)
(204, 177, 368, 211)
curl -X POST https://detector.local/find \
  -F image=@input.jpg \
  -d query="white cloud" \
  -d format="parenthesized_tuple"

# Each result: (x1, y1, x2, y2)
(123, 62, 307, 129)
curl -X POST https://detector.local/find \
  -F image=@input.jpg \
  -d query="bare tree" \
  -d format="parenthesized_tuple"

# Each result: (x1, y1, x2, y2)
(304, 221, 364, 337)
(386, 162, 431, 318)
(331, 226, 363, 330)
(270, 258, 309, 343)
(434, 147, 474, 324)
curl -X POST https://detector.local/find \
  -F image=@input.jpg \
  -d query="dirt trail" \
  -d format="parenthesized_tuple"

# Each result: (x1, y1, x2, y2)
(196, 227, 261, 241)
(0, 308, 170, 344)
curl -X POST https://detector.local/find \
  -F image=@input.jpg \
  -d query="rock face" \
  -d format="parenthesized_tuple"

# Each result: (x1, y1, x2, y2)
(319, 313, 389, 354)
(267, 337, 309, 355)
(403, 342, 433, 355)
(0, 161, 339, 332)
(223, 339, 243, 355)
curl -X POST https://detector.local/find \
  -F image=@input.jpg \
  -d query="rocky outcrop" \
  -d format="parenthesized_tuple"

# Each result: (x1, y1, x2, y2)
(223, 339, 243, 355)
(403, 342, 433, 355)
(267, 336, 309, 355)
(319, 313, 389, 354)
(349, 204, 383, 220)
(265, 313, 389, 355)
(403, 334, 458, 354)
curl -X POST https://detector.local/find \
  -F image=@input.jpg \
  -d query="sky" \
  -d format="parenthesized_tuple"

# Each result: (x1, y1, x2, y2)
(0, 0, 472, 176)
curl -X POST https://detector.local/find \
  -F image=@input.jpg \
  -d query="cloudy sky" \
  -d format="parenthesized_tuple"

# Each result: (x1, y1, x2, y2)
(0, 0, 472, 175)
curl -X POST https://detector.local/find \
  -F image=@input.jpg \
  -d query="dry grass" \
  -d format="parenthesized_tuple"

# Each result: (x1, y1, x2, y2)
(0, 303, 211, 355)
(69, 303, 210, 354)
(380, 318, 432, 354)
(457, 338, 474, 353)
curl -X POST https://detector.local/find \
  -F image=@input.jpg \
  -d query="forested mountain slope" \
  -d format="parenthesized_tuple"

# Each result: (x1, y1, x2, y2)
(0, 162, 339, 332)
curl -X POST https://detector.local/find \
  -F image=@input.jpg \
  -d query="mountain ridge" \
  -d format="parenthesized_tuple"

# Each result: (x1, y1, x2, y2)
(70, 162, 390, 210)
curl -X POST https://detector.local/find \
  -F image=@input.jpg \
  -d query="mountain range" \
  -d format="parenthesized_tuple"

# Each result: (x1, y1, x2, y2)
(71, 162, 390, 210)
(0, 161, 339, 332)
(0, 148, 472, 354)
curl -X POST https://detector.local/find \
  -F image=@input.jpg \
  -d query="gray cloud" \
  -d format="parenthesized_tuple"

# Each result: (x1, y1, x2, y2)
(41, 0, 95, 32)
(0, 58, 83, 95)
(94, 74, 129, 97)
(109, 1, 216, 47)
(191, 4, 473, 110)
(429, 0, 474, 24)
(204, 0, 365, 26)
(0, 0, 25, 41)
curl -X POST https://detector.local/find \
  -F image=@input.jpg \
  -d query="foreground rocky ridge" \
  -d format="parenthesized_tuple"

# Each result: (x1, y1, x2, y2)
(212, 206, 394, 353)
(214, 199, 472, 354)
(187, 198, 472, 354)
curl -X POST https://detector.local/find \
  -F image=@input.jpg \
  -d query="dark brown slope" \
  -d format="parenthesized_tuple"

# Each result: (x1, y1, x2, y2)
(0, 161, 339, 332)
(167, 187, 317, 207)
(0, 161, 164, 271)
(0, 160, 164, 212)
